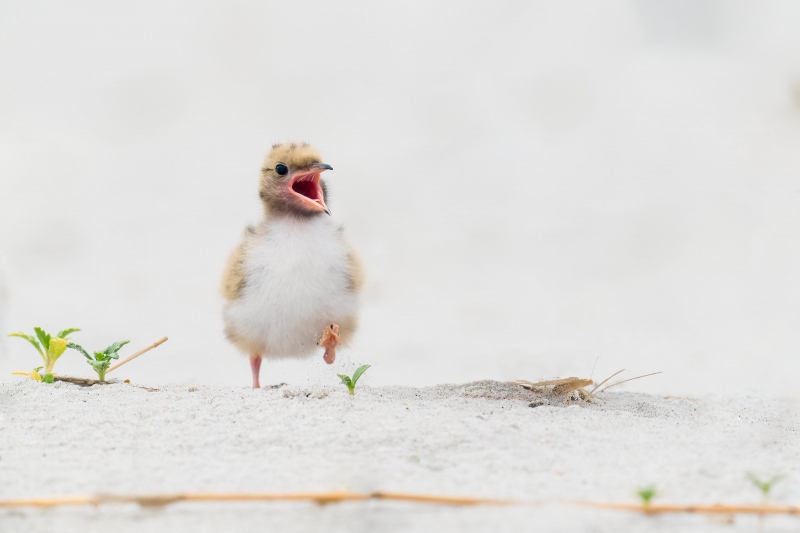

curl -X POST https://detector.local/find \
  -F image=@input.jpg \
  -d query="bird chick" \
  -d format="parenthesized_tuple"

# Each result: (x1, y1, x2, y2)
(221, 143, 363, 388)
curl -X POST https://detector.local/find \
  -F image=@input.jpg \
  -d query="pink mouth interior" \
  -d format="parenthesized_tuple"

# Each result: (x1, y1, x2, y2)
(292, 178, 321, 201)
(290, 172, 326, 210)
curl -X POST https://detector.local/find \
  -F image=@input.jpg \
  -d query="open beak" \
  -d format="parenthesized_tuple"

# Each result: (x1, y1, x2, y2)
(288, 163, 333, 215)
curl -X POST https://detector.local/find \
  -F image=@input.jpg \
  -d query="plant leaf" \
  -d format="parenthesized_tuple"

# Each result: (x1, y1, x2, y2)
(8, 333, 44, 357)
(88, 359, 111, 374)
(337, 374, 353, 387)
(67, 342, 92, 361)
(747, 472, 784, 494)
(636, 485, 658, 504)
(41, 373, 54, 384)
(30, 369, 42, 381)
(93, 351, 116, 362)
(56, 328, 81, 340)
(103, 340, 130, 357)
(33, 327, 51, 352)
(47, 337, 68, 361)
(351, 365, 371, 386)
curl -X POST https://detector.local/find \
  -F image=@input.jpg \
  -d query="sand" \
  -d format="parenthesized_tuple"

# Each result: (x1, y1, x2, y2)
(1, 378, 798, 532)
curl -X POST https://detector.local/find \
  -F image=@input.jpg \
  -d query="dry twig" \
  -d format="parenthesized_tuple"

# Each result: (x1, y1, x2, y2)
(107, 336, 168, 374)
(0, 492, 798, 516)
(53, 376, 113, 387)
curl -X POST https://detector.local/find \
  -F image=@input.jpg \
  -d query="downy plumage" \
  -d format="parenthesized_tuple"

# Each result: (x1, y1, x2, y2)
(221, 143, 363, 388)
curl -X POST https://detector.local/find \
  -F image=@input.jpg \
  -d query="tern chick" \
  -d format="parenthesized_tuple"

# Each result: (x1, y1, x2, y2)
(221, 143, 363, 388)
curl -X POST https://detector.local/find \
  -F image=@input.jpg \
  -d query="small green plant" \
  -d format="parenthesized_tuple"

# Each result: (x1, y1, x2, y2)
(13, 366, 56, 383)
(636, 485, 658, 508)
(337, 364, 371, 395)
(67, 340, 130, 382)
(747, 473, 783, 502)
(8, 327, 80, 376)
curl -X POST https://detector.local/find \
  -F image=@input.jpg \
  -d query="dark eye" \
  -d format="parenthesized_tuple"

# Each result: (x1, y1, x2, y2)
(275, 164, 288, 176)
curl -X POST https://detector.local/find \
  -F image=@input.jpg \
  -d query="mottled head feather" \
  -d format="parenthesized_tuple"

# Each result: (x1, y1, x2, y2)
(259, 143, 329, 218)
(261, 143, 321, 175)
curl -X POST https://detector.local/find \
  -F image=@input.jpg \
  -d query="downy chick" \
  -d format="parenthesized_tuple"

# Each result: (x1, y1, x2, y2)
(221, 143, 363, 388)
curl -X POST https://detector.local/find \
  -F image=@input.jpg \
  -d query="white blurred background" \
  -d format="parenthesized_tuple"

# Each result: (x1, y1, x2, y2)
(1, 1, 798, 397)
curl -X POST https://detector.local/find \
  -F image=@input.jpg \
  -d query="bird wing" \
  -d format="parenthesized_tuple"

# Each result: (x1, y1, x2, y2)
(345, 243, 365, 293)
(221, 240, 249, 301)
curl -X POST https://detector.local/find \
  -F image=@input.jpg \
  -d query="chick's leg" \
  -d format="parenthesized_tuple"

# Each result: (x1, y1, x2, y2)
(250, 355, 262, 389)
(319, 324, 340, 364)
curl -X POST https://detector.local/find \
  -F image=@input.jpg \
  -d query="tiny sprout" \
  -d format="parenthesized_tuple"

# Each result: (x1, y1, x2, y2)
(337, 364, 371, 395)
(8, 327, 80, 375)
(13, 366, 55, 383)
(68, 340, 130, 382)
(747, 473, 783, 500)
(636, 485, 658, 508)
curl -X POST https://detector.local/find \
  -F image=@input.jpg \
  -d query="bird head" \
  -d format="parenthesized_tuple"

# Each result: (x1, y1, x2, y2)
(259, 143, 333, 217)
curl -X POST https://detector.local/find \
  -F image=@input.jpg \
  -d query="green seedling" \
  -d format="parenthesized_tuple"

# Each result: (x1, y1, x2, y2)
(636, 485, 658, 508)
(67, 340, 130, 382)
(12, 366, 55, 383)
(337, 364, 371, 395)
(747, 473, 783, 502)
(8, 327, 80, 375)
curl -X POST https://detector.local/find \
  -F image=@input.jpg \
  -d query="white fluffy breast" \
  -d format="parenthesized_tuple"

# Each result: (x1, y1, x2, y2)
(224, 216, 358, 358)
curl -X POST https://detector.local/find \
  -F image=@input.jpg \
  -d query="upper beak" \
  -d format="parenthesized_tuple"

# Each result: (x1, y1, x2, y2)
(314, 163, 332, 214)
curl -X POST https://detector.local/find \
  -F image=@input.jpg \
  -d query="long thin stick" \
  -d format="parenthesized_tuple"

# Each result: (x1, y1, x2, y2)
(107, 337, 168, 374)
(374, 492, 511, 506)
(183, 491, 370, 505)
(1, 492, 799, 515)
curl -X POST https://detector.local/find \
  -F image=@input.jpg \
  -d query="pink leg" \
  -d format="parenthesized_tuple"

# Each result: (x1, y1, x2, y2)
(319, 324, 340, 364)
(323, 346, 336, 364)
(250, 355, 262, 389)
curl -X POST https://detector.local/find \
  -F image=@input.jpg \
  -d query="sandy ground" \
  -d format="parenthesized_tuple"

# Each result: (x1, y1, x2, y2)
(2, 379, 798, 532)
